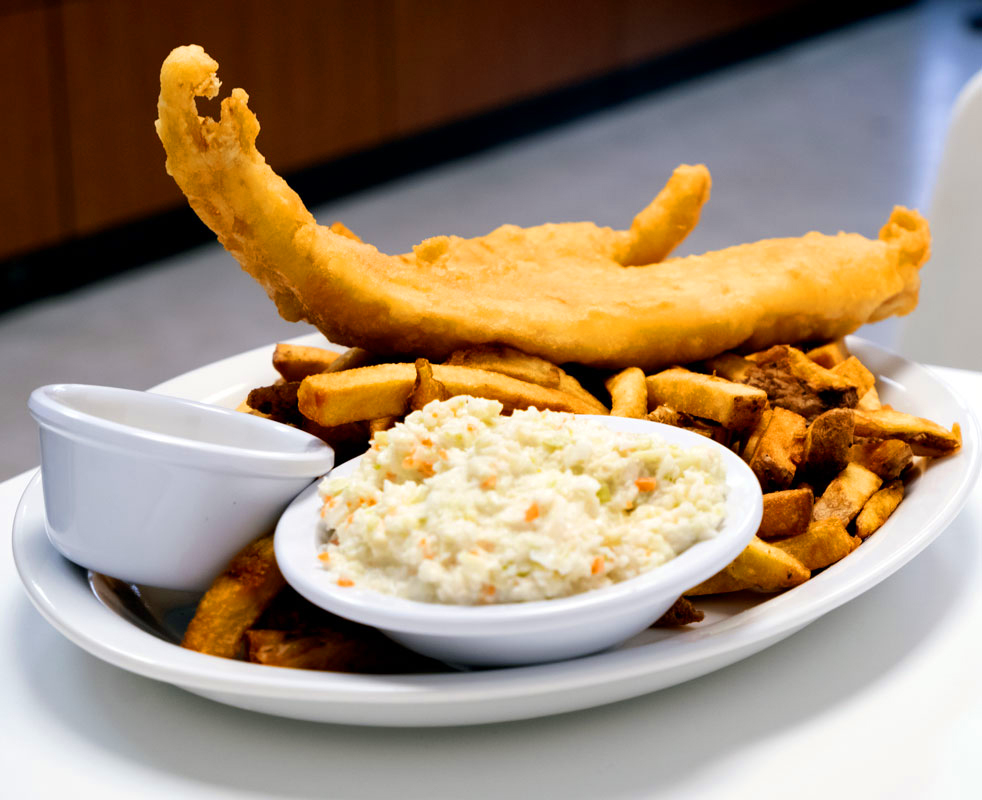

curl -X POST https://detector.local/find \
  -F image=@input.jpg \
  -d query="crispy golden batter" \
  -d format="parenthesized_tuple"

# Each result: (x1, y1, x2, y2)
(157, 46, 931, 371)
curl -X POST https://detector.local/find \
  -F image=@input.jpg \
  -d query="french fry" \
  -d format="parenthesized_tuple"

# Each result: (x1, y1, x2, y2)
(247, 381, 304, 425)
(409, 358, 450, 411)
(245, 628, 438, 673)
(325, 346, 375, 373)
(652, 596, 704, 627)
(851, 408, 961, 457)
(741, 406, 773, 461)
(805, 340, 850, 369)
(757, 487, 814, 540)
(700, 352, 754, 382)
(773, 519, 859, 571)
(857, 384, 882, 411)
(368, 416, 398, 435)
(747, 406, 806, 491)
(744, 345, 859, 421)
(606, 367, 648, 418)
(299, 363, 605, 427)
(645, 367, 767, 430)
(812, 463, 883, 526)
(848, 439, 913, 481)
(182, 535, 286, 659)
(855, 480, 904, 539)
(799, 408, 855, 482)
(831, 356, 876, 398)
(272, 342, 340, 382)
(647, 405, 681, 426)
(445, 344, 607, 413)
(687, 537, 810, 595)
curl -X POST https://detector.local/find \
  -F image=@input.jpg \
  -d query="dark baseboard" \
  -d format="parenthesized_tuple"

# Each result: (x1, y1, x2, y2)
(0, 0, 912, 315)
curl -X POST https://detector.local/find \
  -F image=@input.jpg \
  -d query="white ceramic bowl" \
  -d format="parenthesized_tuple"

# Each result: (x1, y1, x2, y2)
(275, 416, 763, 667)
(28, 384, 335, 591)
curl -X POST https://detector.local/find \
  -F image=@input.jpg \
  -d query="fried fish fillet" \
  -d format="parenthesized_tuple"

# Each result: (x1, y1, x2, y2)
(157, 45, 930, 371)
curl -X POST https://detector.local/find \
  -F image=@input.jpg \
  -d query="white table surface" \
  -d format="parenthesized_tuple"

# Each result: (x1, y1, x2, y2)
(4, 366, 981, 800)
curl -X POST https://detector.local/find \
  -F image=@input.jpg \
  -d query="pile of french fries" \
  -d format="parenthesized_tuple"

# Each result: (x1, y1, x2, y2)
(182, 338, 961, 670)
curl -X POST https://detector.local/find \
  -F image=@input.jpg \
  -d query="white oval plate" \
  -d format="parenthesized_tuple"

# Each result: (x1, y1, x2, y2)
(11, 336, 981, 727)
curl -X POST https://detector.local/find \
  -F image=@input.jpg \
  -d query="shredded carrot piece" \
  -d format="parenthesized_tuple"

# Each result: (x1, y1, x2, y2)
(437, 448, 449, 460)
(337, 578, 354, 587)
(317, 551, 330, 563)
(591, 556, 604, 575)
(481, 475, 497, 490)
(420, 437, 433, 447)
(525, 502, 540, 522)
(482, 584, 496, 599)
(635, 477, 658, 492)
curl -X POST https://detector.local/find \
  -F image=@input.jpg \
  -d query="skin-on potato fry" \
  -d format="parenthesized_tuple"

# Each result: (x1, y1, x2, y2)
(773, 519, 859, 571)
(446, 344, 561, 388)
(368, 416, 399, 435)
(747, 407, 806, 491)
(857, 384, 882, 411)
(741, 406, 773, 462)
(446, 345, 608, 413)
(855, 479, 904, 539)
(245, 628, 439, 673)
(851, 408, 961, 457)
(272, 342, 340, 382)
(606, 367, 648, 418)
(805, 340, 850, 369)
(686, 537, 810, 595)
(812, 462, 883, 526)
(652, 596, 705, 627)
(757, 487, 814, 540)
(700, 352, 755, 383)
(409, 358, 450, 411)
(325, 346, 375, 373)
(247, 381, 304, 426)
(647, 405, 681, 426)
(799, 408, 855, 483)
(182, 535, 286, 659)
(645, 368, 767, 430)
(744, 345, 860, 421)
(298, 362, 605, 427)
(618, 163, 712, 266)
(831, 356, 876, 398)
(848, 439, 913, 481)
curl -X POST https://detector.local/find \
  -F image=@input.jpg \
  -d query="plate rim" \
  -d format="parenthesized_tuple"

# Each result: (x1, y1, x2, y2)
(11, 335, 981, 724)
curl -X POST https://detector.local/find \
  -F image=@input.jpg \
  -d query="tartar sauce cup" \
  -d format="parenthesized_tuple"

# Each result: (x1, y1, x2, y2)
(275, 417, 762, 667)
(28, 384, 335, 591)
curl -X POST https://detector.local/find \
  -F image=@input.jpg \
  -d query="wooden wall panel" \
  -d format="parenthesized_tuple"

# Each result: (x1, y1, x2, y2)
(388, 0, 620, 136)
(57, 0, 388, 235)
(0, 4, 65, 260)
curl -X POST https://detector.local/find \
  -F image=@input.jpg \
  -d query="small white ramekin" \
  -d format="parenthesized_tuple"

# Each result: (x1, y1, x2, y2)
(275, 416, 762, 667)
(28, 384, 335, 591)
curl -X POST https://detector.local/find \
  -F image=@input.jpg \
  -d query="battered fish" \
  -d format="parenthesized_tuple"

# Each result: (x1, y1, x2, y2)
(157, 45, 930, 371)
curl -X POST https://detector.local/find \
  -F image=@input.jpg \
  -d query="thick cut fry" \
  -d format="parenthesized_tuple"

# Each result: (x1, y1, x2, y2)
(700, 352, 755, 383)
(848, 439, 914, 481)
(606, 367, 648, 418)
(757, 487, 814, 540)
(744, 345, 860, 421)
(299, 363, 604, 427)
(646, 368, 767, 430)
(851, 408, 961, 457)
(800, 408, 855, 482)
(652, 596, 705, 627)
(857, 385, 882, 410)
(747, 407, 806, 491)
(446, 344, 561, 388)
(272, 342, 340, 382)
(773, 519, 859, 571)
(182, 535, 285, 659)
(687, 537, 810, 595)
(368, 416, 398, 435)
(618, 164, 712, 266)
(157, 47, 929, 371)
(445, 345, 607, 413)
(647, 405, 681, 426)
(244, 628, 438, 673)
(855, 480, 904, 539)
(812, 463, 883, 526)
(806, 340, 850, 369)
(325, 346, 374, 373)
(247, 381, 303, 426)
(409, 358, 450, 411)
(831, 356, 876, 398)
(741, 406, 773, 462)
